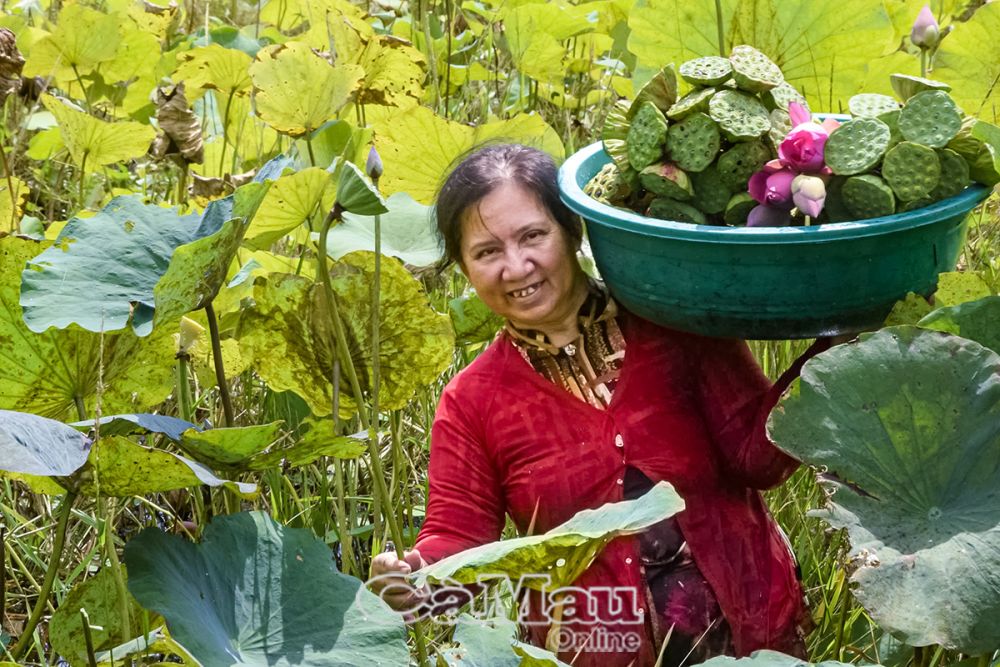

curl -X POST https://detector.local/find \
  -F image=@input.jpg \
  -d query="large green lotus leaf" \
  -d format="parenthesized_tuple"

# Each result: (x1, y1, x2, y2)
(934, 2, 1000, 124)
(335, 160, 388, 216)
(768, 327, 1000, 652)
(448, 292, 504, 345)
(172, 44, 253, 101)
(328, 192, 441, 267)
(153, 181, 270, 326)
(699, 650, 866, 667)
(0, 409, 90, 476)
(49, 567, 146, 666)
(883, 292, 933, 327)
(20, 196, 200, 334)
(250, 41, 364, 136)
(1, 236, 176, 420)
(354, 37, 424, 108)
(82, 436, 257, 498)
(415, 482, 684, 589)
(933, 271, 992, 308)
(23, 5, 121, 80)
(124, 511, 410, 666)
(71, 414, 198, 442)
(441, 615, 571, 667)
(179, 421, 283, 467)
(101, 28, 160, 84)
(42, 96, 156, 171)
(919, 296, 1000, 355)
(239, 253, 453, 416)
(246, 421, 366, 471)
(372, 106, 564, 204)
(627, 0, 739, 81)
(244, 167, 334, 250)
(500, 4, 590, 83)
(329, 251, 455, 410)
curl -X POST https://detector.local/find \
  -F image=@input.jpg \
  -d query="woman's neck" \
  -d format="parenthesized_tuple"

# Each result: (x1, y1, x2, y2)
(534, 275, 590, 348)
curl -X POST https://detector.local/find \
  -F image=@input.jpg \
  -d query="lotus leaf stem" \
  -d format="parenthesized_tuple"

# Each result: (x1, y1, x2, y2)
(204, 301, 235, 427)
(0, 144, 17, 232)
(80, 608, 98, 667)
(10, 490, 79, 660)
(715, 0, 726, 56)
(176, 354, 193, 423)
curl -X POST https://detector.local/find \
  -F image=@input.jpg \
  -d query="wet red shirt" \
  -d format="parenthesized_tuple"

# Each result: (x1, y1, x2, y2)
(415, 312, 818, 666)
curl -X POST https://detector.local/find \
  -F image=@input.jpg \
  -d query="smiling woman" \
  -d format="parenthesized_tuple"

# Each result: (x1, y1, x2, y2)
(370, 144, 832, 667)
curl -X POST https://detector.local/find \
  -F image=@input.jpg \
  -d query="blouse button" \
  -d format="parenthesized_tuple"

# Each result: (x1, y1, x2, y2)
(616, 478, 623, 485)
(615, 434, 624, 448)
(625, 557, 633, 565)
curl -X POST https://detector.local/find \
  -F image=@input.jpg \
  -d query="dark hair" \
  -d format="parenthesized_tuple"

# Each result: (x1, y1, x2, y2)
(433, 143, 583, 267)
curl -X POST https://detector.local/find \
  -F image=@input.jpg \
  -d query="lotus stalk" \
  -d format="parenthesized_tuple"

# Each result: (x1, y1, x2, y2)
(204, 301, 234, 427)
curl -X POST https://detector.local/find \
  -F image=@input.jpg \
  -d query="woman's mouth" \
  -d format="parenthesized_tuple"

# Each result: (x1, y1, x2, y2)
(509, 282, 542, 299)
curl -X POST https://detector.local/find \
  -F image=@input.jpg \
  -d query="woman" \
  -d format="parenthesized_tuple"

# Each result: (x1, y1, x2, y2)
(372, 144, 827, 666)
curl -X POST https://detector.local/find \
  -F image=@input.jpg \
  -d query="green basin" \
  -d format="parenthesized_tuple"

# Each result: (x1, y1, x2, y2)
(558, 141, 990, 339)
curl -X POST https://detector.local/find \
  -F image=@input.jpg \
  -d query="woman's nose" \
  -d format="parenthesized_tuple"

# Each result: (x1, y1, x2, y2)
(502, 248, 534, 281)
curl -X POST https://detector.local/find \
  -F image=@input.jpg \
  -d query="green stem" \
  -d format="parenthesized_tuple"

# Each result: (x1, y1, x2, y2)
(975, 653, 992, 667)
(204, 301, 235, 427)
(177, 162, 189, 207)
(80, 609, 98, 667)
(833, 573, 850, 660)
(10, 491, 79, 660)
(0, 143, 17, 232)
(74, 395, 87, 421)
(102, 501, 132, 645)
(306, 134, 317, 167)
(920, 49, 928, 78)
(714, 0, 726, 56)
(330, 359, 357, 577)
(176, 353, 193, 423)
(219, 90, 236, 175)
(420, 0, 441, 112)
(78, 151, 89, 207)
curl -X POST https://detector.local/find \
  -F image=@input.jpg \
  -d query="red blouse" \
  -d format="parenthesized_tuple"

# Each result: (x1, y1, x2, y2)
(415, 312, 819, 666)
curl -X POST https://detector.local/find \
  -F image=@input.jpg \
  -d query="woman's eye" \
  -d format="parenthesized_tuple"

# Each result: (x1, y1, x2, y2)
(476, 248, 498, 259)
(525, 230, 545, 241)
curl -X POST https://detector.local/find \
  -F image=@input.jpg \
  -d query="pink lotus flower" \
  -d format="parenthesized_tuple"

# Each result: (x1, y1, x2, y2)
(748, 160, 796, 209)
(747, 204, 793, 227)
(911, 5, 940, 49)
(791, 174, 827, 218)
(778, 102, 838, 173)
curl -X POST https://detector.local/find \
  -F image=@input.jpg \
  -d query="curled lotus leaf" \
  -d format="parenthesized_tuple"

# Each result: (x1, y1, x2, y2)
(335, 159, 388, 216)
(415, 482, 684, 589)
(124, 511, 409, 666)
(768, 327, 1000, 653)
(71, 414, 198, 442)
(23, 5, 121, 81)
(244, 167, 335, 250)
(172, 43, 253, 101)
(328, 192, 441, 267)
(0, 409, 90, 477)
(178, 421, 283, 468)
(918, 296, 1000, 356)
(42, 95, 156, 171)
(441, 615, 571, 667)
(1, 236, 175, 421)
(354, 37, 425, 108)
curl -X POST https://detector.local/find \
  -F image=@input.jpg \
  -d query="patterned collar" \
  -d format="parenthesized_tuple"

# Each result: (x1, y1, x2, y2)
(504, 280, 619, 356)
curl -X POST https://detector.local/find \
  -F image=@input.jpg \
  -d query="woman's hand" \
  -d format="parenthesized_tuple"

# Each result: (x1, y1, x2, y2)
(369, 549, 428, 612)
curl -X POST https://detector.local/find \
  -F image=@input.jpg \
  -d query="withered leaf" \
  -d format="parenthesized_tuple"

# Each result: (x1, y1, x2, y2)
(190, 170, 254, 200)
(0, 28, 25, 104)
(154, 82, 204, 164)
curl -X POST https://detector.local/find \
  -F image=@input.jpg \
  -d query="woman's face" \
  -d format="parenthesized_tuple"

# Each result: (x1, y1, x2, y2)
(458, 181, 586, 333)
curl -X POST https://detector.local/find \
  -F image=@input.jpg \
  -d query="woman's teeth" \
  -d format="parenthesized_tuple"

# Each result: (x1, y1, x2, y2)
(510, 283, 540, 298)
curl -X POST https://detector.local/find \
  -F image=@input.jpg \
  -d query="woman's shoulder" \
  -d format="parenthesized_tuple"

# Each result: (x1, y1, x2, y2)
(441, 333, 518, 396)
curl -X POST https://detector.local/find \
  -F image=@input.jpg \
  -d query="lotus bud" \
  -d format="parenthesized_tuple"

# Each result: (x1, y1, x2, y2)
(365, 146, 383, 181)
(911, 5, 940, 50)
(748, 164, 796, 209)
(791, 174, 827, 218)
(747, 204, 792, 227)
(787, 102, 811, 128)
(176, 316, 204, 356)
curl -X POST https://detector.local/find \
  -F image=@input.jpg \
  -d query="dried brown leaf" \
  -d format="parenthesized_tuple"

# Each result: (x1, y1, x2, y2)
(154, 82, 204, 164)
(0, 28, 25, 104)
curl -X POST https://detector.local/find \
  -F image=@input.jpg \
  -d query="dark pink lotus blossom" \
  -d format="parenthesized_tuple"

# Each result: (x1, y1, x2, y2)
(778, 102, 838, 173)
(911, 5, 940, 49)
(747, 204, 792, 227)
(748, 160, 795, 209)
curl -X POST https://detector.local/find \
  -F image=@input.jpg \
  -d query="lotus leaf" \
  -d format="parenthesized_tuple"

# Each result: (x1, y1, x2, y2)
(23, 5, 121, 81)
(244, 166, 334, 249)
(328, 192, 441, 267)
(500, 4, 582, 82)
(768, 327, 1000, 652)
(919, 296, 1000, 355)
(250, 41, 364, 136)
(93, 626, 198, 666)
(172, 44, 253, 101)
(102, 28, 160, 84)
(699, 650, 869, 667)
(1, 236, 176, 420)
(933, 271, 992, 308)
(0, 175, 26, 233)
(0, 409, 90, 477)
(246, 421, 367, 470)
(124, 511, 410, 666)
(179, 421, 283, 467)
(335, 159, 388, 215)
(414, 482, 684, 589)
(293, 120, 357, 171)
(354, 37, 425, 108)
(49, 567, 146, 666)
(448, 292, 504, 345)
(441, 615, 572, 667)
(71, 413, 198, 442)
(883, 292, 932, 327)
(372, 106, 564, 204)
(239, 252, 453, 417)
(42, 95, 156, 171)
(82, 435, 257, 498)
(934, 2, 1000, 123)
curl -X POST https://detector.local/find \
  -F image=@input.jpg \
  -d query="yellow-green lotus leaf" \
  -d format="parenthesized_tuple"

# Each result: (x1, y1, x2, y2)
(42, 95, 156, 170)
(172, 44, 253, 101)
(373, 106, 564, 203)
(934, 2, 1000, 124)
(239, 252, 454, 417)
(0, 236, 176, 421)
(27, 126, 65, 161)
(246, 419, 365, 470)
(81, 435, 257, 498)
(223, 94, 281, 165)
(299, 0, 373, 53)
(0, 176, 27, 233)
(250, 41, 364, 136)
(101, 27, 160, 84)
(244, 167, 335, 249)
(179, 422, 283, 467)
(23, 5, 122, 81)
(500, 3, 592, 83)
(354, 37, 424, 108)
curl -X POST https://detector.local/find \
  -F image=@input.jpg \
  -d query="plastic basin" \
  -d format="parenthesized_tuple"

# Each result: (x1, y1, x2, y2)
(558, 141, 990, 339)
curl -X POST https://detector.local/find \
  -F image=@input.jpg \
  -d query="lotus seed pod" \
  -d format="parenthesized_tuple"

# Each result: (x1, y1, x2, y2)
(691, 165, 733, 214)
(639, 162, 694, 200)
(647, 198, 707, 225)
(947, 116, 1000, 186)
(762, 82, 808, 112)
(632, 65, 679, 112)
(890, 73, 951, 101)
(929, 148, 970, 200)
(900, 197, 935, 212)
(824, 118, 892, 175)
(602, 99, 632, 171)
(823, 176, 853, 222)
(898, 90, 962, 148)
(665, 112, 721, 173)
(716, 141, 771, 191)
(849, 93, 900, 119)
(584, 162, 634, 205)
(878, 109, 904, 149)
(708, 90, 771, 142)
(679, 56, 733, 86)
(728, 45, 783, 93)
(666, 87, 716, 121)
(842, 174, 896, 219)
(883, 141, 941, 200)
(626, 101, 668, 171)
(723, 192, 757, 226)
(768, 109, 793, 149)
